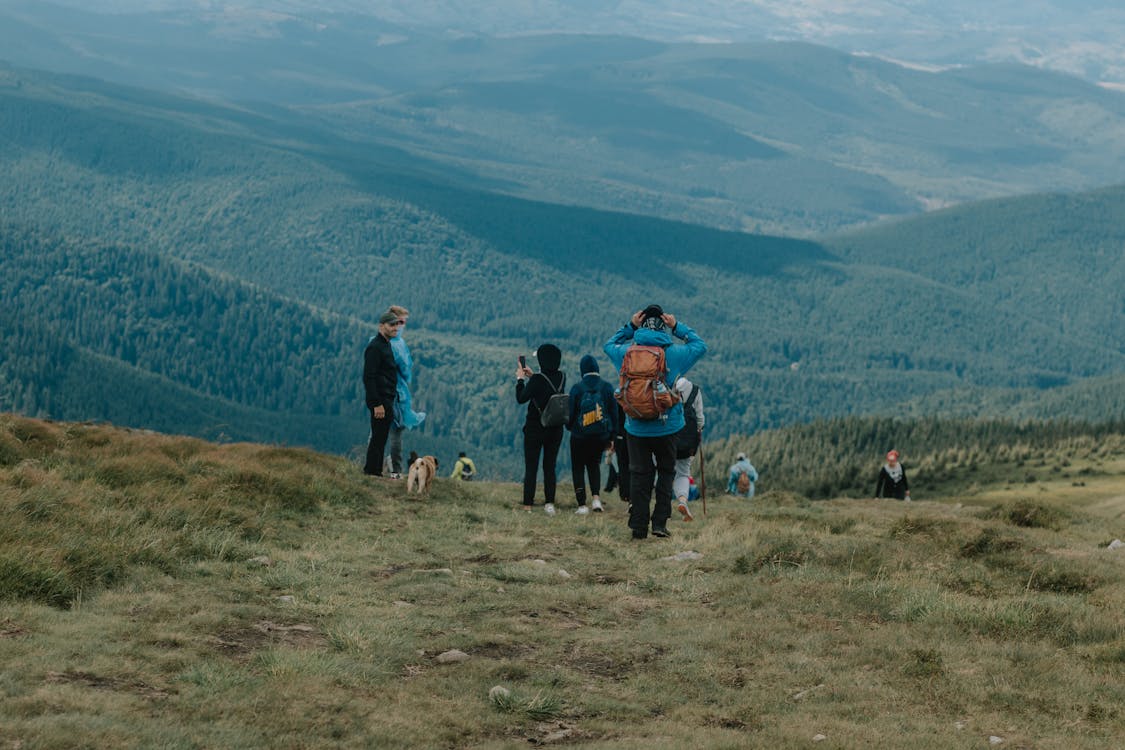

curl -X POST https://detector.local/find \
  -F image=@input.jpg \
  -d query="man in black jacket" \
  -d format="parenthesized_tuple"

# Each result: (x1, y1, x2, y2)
(363, 311, 402, 476)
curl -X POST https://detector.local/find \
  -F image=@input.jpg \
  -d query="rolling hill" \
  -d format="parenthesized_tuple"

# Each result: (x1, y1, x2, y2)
(6, 9, 1125, 234)
(5, 62, 1125, 477)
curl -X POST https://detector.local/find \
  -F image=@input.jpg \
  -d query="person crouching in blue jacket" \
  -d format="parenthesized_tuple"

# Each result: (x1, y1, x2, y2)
(604, 305, 707, 540)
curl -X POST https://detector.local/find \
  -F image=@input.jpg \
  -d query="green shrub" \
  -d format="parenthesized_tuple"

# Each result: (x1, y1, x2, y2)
(223, 469, 321, 513)
(889, 516, 956, 539)
(903, 648, 944, 678)
(959, 528, 1022, 558)
(1024, 564, 1100, 595)
(1003, 500, 1068, 530)
(0, 432, 24, 467)
(746, 536, 814, 572)
(0, 554, 78, 607)
(15, 485, 69, 521)
(92, 454, 188, 488)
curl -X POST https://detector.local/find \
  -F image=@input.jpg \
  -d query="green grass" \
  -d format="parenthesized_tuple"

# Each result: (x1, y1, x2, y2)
(1, 414, 1122, 748)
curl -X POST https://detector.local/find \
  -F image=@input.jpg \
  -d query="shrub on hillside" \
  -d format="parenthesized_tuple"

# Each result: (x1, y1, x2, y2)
(1003, 501, 1062, 530)
(736, 535, 815, 573)
(959, 528, 1022, 558)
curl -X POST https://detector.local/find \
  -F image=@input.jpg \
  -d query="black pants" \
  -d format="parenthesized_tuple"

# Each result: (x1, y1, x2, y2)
(523, 426, 563, 505)
(389, 424, 405, 474)
(608, 435, 631, 502)
(364, 407, 394, 475)
(570, 436, 605, 506)
(626, 432, 676, 535)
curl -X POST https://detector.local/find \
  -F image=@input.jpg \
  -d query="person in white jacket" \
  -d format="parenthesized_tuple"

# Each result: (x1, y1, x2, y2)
(672, 376, 704, 521)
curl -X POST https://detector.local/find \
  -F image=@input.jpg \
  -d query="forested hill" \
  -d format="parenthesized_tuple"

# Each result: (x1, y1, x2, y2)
(5, 62, 1125, 476)
(826, 186, 1125, 348)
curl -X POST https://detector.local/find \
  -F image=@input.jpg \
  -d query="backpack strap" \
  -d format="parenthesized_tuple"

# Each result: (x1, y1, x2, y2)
(684, 385, 699, 408)
(532, 372, 565, 392)
(531, 372, 565, 409)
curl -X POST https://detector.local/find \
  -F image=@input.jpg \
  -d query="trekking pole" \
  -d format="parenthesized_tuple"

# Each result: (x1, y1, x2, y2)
(698, 432, 707, 516)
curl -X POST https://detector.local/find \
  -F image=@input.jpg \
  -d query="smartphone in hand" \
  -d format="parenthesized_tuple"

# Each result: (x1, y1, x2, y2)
(518, 355, 526, 368)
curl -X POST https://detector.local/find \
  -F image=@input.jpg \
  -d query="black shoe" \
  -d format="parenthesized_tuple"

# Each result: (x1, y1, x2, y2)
(651, 526, 671, 538)
(631, 529, 647, 540)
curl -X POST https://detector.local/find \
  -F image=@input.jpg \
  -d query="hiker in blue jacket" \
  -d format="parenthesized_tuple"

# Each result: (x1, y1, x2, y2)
(727, 453, 759, 497)
(567, 354, 617, 515)
(604, 305, 707, 540)
(388, 305, 426, 479)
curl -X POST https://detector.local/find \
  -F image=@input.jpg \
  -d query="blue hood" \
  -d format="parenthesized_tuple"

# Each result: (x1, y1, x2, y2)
(632, 328, 673, 348)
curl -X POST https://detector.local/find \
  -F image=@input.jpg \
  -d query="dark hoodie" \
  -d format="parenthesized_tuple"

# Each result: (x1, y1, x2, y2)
(567, 354, 617, 440)
(515, 343, 566, 431)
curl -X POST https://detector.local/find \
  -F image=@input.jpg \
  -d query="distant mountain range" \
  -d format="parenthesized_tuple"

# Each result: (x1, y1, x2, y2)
(4, 9, 1125, 236)
(4, 61, 1125, 477)
(13, 1, 1125, 86)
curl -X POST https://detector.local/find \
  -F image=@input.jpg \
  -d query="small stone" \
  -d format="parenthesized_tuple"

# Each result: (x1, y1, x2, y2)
(276, 595, 295, 603)
(531, 559, 547, 565)
(954, 721, 966, 731)
(812, 734, 827, 742)
(558, 569, 572, 579)
(662, 551, 703, 561)
(488, 685, 510, 700)
(1108, 539, 1123, 550)
(989, 737, 1004, 745)
(436, 649, 470, 664)
(392, 600, 414, 608)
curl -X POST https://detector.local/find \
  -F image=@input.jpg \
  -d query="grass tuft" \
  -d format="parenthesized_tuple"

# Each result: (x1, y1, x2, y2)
(959, 527, 1022, 557)
(746, 536, 814, 572)
(903, 648, 944, 678)
(994, 499, 1069, 530)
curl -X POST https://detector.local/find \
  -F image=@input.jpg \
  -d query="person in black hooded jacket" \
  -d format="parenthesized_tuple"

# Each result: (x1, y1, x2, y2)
(515, 344, 566, 513)
(567, 354, 617, 515)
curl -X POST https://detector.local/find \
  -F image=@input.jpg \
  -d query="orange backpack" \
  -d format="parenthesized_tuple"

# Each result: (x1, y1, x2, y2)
(615, 345, 680, 420)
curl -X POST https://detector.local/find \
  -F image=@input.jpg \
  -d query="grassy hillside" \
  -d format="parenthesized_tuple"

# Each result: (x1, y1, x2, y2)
(1, 413, 1121, 747)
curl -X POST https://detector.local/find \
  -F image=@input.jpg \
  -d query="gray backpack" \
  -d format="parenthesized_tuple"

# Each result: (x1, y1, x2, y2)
(536, 373, 569, 428)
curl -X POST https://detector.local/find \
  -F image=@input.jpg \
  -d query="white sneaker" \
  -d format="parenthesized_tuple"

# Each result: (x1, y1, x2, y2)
(544, 503, 556, 516)
(591, 499, 604, 513)
(677, 501, 694, 522)
(575, 505, 590, 515)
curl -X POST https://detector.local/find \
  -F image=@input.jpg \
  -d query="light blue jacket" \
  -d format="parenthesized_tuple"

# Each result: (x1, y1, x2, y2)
(728, 459, 758, 496)
(603, 321, 707, 437)
(390, 336, 426, 430)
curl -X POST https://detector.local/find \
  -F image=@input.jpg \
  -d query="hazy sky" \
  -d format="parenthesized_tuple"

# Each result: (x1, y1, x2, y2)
(8, 0, 1125, 83)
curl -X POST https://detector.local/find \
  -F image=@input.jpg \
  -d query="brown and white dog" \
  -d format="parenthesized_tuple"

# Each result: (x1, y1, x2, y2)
(406, 455, 438, 494)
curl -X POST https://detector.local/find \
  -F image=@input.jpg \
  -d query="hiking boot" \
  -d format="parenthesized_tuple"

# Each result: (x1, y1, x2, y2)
(591, 498, 604, 513)
(544, 503, 556, 516)
(677, 501, 694, 522)
(575, 505, 590, 515)
(651, 526, 672, 538)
